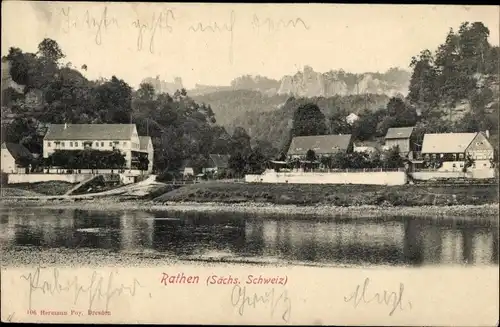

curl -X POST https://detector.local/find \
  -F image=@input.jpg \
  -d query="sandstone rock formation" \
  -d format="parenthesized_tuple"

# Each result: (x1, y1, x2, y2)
(277, 66, 410, 97)
(141, 76, 184, 95)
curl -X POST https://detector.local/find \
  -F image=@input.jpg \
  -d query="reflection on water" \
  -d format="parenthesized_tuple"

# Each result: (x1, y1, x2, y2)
(0, 208, 498, 266)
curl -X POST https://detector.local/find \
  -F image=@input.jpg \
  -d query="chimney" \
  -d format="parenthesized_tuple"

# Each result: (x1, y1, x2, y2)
(64, 123, 67, 130)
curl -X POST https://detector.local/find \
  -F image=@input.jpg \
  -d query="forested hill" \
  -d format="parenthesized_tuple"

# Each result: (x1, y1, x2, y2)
(230, 94, 390, 149)
(0, 39, 257, 173)
(210, 21, 500, 150)
(406, 22, 499, 130)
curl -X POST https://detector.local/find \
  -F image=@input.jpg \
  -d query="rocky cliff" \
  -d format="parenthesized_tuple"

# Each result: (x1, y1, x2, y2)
(277, 66, 410, 98)
(141, 76, 184, 95)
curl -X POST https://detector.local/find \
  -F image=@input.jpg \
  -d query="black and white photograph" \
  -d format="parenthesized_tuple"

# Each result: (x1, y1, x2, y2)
(1, 2, 498, 325)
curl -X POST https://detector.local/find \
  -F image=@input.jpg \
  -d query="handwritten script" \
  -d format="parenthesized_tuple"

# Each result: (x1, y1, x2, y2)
(132, 9, 175, 54)
(57, 6, 310, 62)
(20, 267, 147, 311)
(230, 285, 292, 322)
(344, 277, 412, 316)
(61, 6, 119, 45)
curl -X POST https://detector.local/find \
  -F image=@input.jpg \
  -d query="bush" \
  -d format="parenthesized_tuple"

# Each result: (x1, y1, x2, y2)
(156, 170, 175, 182)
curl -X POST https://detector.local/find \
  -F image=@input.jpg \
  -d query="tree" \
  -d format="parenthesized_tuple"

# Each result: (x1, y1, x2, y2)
(407, 49, 439, 117)
(246, 148, 266, 174)
(37, 38, 65, 63)
(351, 109, 382, 140)
(348, 152, 370, 169)
(95, 76, 133, 123)
(229, 152, 246, 177)
(305, 149, 316, 162)
(230, 127, 252, 157)
(329, 111, 351, 135)
(291, 103, 327, 137)
(382, 146, 404, 168)
(330, 152, 350, 169)
(253, 140, 277, 159)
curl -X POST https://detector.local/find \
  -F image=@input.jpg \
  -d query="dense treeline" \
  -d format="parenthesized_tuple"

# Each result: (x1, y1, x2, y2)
(262, 21, 499, 153)
(1, 39, 274, 175)
(2, 21, 498, 177)
(407, 22, 499, 134)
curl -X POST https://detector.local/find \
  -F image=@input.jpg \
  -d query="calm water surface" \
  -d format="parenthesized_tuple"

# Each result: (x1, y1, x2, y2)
(0, 208, 498, 266)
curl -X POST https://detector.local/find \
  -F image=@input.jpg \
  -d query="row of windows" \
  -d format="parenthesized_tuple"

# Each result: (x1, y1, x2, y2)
(47, 141, 129, 147)
(452, 163, 489, 168)
(425, 153, 465, 159)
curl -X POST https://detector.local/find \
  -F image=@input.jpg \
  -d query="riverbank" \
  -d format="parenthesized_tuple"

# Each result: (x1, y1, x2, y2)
(152, 182, 499, 206)
(1, 197, 498, 220)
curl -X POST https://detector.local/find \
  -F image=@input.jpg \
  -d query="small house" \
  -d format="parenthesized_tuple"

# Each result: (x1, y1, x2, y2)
(384, 126, 415, 158)
(421, 132, 494, 171)
(287, 134, 353, 160)
(353, 141, 380, 156)
(1, 142, 33, 173)
(178, 160, 195, 178)
(203, 154, 230, 175)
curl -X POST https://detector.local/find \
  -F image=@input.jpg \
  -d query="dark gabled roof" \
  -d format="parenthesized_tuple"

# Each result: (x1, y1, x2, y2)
(287, 134, 352, 156)
(44, 124, 136, 140)
(138, 136, 152, 151)
(208, 154, 230, 168)
(1, 142, 33, 160)
(385, 127, 414, 139)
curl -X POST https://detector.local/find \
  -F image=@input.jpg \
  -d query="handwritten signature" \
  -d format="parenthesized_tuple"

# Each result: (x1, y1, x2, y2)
(344, 277, 412, 316)
(230, 285, 292, 322)
(132, 9, 175, 53)
(20, 267, 145, 311)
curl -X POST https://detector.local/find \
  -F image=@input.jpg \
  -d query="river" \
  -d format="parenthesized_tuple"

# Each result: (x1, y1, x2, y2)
(0, 207, 498, 267)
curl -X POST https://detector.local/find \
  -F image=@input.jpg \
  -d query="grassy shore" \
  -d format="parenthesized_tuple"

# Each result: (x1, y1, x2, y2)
(1, 181, 498, 219)
(152, 182, 499, 207)
(1, 181, 73, 196)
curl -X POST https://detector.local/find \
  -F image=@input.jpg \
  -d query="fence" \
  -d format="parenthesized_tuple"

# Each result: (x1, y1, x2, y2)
(274, 168, 405, 173)
(410, 169, 496, 180)
(245, 170, 407, 186)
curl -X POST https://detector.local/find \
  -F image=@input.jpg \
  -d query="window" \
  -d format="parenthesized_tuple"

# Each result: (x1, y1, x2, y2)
(74, 142, 78, 147)
(61, 142, 65, 147)
(452, 164, 456, 168)
(70, 142, 73, 147)
(47, 142, 51, 147)
(123, 142, 128, 147)
(109, 142, 113, 146)
(459, 153, 464, 159)
(460, 164, 463, 168)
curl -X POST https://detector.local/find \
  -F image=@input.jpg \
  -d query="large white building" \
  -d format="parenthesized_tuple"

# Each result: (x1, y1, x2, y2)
(43, 123, 154, 173)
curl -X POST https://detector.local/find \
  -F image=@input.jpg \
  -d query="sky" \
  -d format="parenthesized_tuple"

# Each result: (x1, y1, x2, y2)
(2, 2, 499, 89)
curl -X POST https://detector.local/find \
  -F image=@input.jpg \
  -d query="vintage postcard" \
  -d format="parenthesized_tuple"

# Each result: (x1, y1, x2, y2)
(1, 1, 499, 325)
